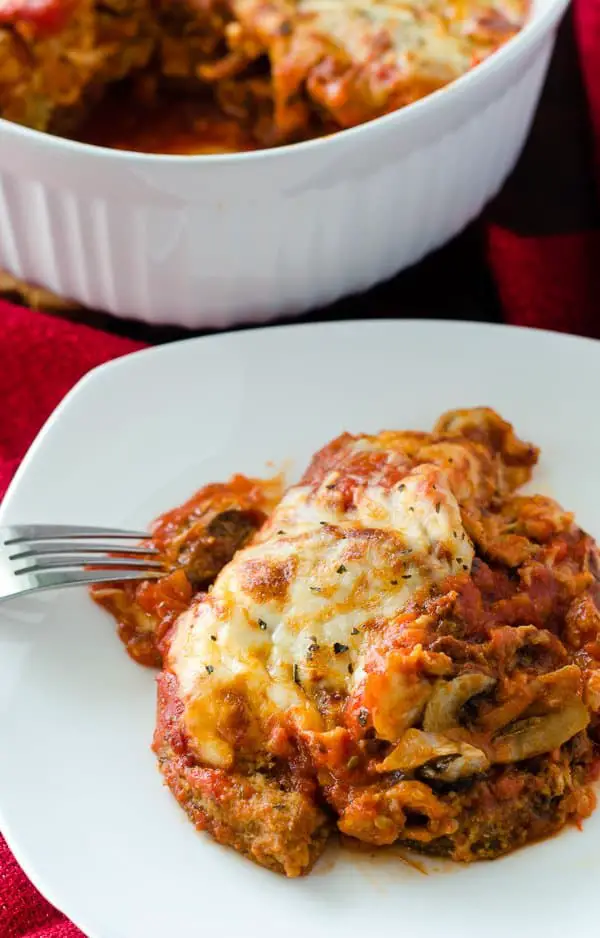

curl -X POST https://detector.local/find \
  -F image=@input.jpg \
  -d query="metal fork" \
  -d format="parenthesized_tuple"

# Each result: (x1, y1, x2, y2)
(0, 525, 166, 601)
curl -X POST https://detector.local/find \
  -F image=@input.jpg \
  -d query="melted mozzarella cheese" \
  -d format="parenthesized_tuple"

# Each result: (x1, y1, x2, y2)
(298, 0, 472, 78)
(293, 0, 525, 83)
(169, 456, 473, 769)
(232, 0, 526, 102)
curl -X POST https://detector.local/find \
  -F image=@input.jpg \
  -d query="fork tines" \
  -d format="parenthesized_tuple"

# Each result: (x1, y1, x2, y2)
(1, 524, 163, 577)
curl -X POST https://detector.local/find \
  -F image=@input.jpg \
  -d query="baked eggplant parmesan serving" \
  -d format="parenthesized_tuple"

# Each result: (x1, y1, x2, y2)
(1, 0, 530, 149)
(95, 407, 600, 875)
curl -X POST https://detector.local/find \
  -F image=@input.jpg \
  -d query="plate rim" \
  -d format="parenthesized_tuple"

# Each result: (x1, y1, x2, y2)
(4, 317, 599, 512)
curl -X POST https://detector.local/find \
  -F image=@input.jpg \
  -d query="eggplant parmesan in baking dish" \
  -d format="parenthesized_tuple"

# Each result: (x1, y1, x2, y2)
(1, 0, 530, 149)
(93, 407, 600, 875)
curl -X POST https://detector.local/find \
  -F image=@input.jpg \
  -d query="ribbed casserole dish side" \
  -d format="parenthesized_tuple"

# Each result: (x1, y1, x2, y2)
(0, 2, 568, 328)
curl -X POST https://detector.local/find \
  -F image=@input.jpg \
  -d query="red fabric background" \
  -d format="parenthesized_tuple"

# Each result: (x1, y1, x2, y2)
(1, 1, 600, 934)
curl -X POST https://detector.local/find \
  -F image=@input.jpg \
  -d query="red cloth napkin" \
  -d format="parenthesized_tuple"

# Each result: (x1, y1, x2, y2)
(0, 303, 145, 501)
(1, 3, 600, 936)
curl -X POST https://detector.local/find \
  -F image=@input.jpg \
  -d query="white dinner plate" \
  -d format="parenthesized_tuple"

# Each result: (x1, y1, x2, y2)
(1, 320, 599, 938)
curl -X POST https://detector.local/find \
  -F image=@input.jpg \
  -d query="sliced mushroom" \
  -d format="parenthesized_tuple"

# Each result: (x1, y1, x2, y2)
(423, 672, 496, 732)
(376, 728, 490, 782)
(492, 699, 590, 764)
(529, 665, 582, 712)
(480, 665, 582, 732)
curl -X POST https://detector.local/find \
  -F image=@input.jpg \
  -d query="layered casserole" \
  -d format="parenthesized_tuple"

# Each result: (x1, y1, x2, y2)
(94, 408, 600, 874)
(1, 0, 530, 148)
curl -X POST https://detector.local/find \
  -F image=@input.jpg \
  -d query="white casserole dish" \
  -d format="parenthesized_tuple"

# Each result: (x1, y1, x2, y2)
(0, 0, 570, 330)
